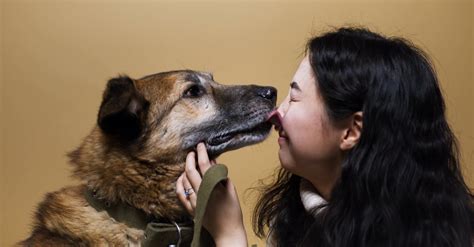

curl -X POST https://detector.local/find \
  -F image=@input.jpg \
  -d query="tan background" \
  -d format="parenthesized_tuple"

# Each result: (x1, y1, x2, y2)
(1, 0, 473, 246)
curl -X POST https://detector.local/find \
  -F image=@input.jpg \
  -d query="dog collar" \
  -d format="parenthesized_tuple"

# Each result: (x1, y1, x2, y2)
(84, 189, 193, 247)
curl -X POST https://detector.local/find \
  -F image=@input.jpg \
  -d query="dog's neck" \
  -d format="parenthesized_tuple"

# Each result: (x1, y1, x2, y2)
(69, 127, 188, 222)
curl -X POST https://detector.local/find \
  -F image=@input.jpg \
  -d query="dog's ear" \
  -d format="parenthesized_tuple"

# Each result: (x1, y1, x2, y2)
(98, 76, 149, 141)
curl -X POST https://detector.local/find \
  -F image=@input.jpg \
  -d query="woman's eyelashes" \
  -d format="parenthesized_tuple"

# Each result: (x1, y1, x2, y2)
(289, 82, 302, 102)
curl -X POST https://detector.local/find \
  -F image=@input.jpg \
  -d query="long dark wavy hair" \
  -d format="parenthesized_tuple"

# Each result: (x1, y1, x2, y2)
(253, 27, 474, 246)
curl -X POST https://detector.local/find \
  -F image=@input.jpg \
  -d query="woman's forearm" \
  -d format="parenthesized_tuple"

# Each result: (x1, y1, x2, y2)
(214, 227, 248, 247)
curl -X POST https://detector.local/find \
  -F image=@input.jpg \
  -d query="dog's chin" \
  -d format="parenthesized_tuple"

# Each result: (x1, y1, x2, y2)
(205, 122, 272, 159)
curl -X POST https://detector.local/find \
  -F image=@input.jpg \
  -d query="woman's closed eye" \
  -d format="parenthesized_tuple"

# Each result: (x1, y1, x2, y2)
(289, 91, 300, 103)
(289, 81, 302, 102)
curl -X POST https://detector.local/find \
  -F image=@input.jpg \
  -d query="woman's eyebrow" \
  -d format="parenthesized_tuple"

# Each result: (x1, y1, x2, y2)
(290, 81, 301, 91)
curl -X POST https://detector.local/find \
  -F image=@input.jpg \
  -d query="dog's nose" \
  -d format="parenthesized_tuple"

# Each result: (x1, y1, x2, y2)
(256, 86, 277, 103)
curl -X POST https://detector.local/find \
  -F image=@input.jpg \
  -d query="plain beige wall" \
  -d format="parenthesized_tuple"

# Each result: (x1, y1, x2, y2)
(1, 0, 4, 245)
(1, 0, 473, 246)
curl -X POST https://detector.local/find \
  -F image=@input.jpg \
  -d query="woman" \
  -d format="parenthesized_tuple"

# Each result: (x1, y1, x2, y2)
(176, 27, 474, 246)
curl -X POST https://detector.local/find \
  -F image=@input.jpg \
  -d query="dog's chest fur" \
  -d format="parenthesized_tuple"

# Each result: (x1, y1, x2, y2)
(27, 185, 145, 246)
(70, 128, 186, 219)
(22, 127, 188, 245)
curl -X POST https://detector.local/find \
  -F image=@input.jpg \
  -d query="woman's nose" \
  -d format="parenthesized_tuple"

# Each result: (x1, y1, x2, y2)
(277, 101, 287, 118)
(267, 109, 282, 130)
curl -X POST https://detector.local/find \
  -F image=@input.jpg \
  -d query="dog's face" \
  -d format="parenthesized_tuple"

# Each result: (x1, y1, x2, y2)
(97, 70, 277, 162)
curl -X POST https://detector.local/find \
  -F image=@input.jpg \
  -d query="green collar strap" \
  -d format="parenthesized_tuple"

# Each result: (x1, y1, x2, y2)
(84, 188, 193, 246)
(83, 163, 228, 247)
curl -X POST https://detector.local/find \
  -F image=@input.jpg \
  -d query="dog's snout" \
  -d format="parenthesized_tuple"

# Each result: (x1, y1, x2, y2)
(256, 86, 277, 103)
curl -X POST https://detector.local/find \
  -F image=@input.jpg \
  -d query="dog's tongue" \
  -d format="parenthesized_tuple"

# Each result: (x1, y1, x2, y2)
(267, 109, 282, 129)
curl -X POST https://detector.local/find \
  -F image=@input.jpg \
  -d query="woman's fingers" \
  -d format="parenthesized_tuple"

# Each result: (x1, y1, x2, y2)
(176, 173, 194, 216)
(182, 174, 197, 208)
(185, 151, 202, 190)
(178, 145, 218, 217)
(197, 143, 212, 174)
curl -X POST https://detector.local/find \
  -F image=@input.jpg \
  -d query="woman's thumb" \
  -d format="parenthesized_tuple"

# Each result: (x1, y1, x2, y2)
(225, 178, 239, 196)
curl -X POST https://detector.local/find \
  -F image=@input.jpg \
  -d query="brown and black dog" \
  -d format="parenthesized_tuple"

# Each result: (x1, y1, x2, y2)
(20, 70, 276, 246)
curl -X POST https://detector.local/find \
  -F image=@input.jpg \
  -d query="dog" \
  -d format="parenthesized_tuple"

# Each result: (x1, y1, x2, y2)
(20, 70, 277, 246)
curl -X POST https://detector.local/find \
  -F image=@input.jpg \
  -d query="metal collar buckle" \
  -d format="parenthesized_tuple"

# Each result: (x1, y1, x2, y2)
(168, 221, 182, 247)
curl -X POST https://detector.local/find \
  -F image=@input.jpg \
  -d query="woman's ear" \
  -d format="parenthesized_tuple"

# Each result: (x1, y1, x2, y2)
(340, 111, 363, 151)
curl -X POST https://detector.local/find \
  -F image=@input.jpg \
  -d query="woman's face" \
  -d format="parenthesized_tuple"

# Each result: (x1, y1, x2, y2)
(276, 56, 344, 177)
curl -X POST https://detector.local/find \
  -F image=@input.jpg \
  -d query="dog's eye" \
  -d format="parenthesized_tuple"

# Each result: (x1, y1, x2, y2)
(183, 85, 205, 98)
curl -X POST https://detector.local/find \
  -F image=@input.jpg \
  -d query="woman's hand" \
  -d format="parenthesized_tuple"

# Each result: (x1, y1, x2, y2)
(176, 143, 248, 247)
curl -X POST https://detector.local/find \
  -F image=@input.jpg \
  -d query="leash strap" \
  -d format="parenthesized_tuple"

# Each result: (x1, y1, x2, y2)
(191, 164, 229, 247)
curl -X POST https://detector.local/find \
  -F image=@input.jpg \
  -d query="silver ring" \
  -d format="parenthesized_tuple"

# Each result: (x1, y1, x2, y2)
(184, 188, 194, 197)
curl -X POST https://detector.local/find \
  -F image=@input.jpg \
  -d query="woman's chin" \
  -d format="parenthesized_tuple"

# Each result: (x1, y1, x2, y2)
(278, 150, 294, 171)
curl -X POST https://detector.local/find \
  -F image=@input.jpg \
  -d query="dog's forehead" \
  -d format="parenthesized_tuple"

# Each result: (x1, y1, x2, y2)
(135, 70, 216, 100)
(138, 70, 213, 87)
(184, 72, 213, 84)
